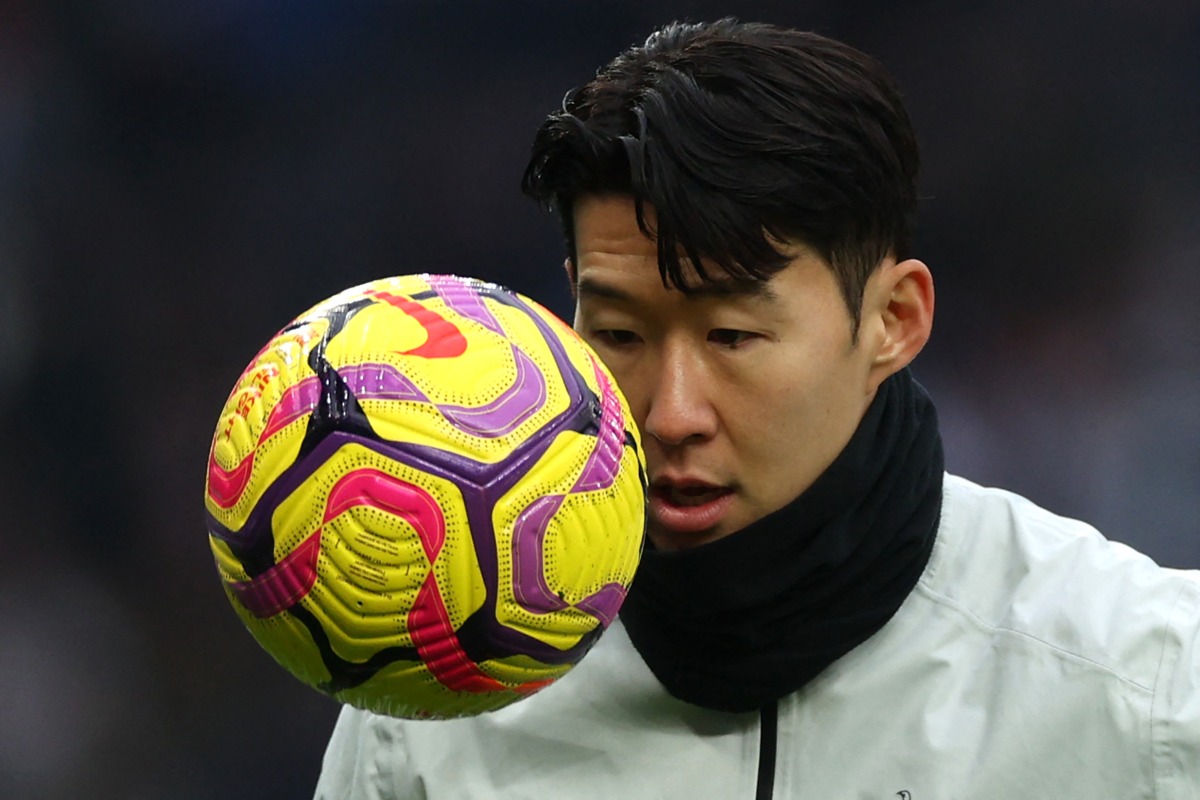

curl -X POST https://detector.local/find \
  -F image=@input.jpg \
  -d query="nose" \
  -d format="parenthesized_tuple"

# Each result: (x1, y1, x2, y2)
(641, 343, 718, 447)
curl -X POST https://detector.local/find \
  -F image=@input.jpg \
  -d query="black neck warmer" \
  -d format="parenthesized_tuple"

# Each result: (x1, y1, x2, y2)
(619, 369, 944, 713)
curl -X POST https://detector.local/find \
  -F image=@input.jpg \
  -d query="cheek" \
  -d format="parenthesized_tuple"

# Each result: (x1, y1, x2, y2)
(748, 391, 825, 454)
(725, 381, 815, 461)
(729, 358, 859, 482)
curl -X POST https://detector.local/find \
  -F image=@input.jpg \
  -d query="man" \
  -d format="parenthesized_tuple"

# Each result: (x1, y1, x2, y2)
(315, 19, 1200, 798)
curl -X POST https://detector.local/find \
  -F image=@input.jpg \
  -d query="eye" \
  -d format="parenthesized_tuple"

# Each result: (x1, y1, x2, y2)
(707, 329, 758, 348)
(591, 329, 641, 348)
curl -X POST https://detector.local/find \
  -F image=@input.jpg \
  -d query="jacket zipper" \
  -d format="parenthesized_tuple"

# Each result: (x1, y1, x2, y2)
(756, 700, 778, 800)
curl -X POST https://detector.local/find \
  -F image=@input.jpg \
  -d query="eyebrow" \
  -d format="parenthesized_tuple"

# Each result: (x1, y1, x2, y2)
(576, 275, 778, 303)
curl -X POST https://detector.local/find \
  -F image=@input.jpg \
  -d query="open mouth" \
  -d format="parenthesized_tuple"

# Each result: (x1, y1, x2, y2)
(648, 480, 736, 539)
(654, 484, 731, 507)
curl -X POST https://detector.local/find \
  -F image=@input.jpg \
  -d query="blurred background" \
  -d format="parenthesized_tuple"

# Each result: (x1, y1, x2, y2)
(0, 0, 1196, 797)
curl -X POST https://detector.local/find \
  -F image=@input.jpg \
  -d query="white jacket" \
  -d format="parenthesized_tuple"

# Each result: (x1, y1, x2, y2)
(314, 475, 1200, 799)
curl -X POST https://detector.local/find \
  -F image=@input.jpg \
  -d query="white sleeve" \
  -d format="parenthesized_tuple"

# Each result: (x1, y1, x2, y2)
(1153, 575, 1200, 799)
(313, 705, 426, 800)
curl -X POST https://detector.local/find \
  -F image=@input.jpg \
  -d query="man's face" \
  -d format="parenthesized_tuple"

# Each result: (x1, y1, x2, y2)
(572, 195, 894, 551)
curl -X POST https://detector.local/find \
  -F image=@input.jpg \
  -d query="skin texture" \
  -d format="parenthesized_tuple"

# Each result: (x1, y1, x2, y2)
(571, 194, 935, 551)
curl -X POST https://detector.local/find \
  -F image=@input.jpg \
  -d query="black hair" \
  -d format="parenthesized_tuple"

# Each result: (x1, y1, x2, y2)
(521, 18, 921, 333)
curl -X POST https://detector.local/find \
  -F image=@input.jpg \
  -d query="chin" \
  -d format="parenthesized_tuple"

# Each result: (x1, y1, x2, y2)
(647, 525, 732, 552)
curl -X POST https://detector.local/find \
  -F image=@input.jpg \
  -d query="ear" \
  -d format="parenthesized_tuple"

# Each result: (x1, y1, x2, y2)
(866, 258, 934, 391)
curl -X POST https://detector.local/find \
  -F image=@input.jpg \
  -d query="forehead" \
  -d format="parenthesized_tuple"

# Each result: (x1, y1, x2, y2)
(575, 271, 779, 305)
(572, 194, 660, 274)
(573, 194, 786, 303)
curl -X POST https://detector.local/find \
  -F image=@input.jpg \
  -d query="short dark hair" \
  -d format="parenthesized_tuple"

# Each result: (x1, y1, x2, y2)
(521, 18, 921, 332)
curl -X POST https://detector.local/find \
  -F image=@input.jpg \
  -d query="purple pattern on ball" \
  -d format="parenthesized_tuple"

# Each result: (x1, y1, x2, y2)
(571, 368, 626, 494)
(574, 583, 628, 628)
(508, 361, 630, 629)
(510, 494, 570, 614)
(438, 346, 547, 437)
(337, 352, 546, 439)
(338, 363, 425, 402)
(426, 275, 505, 336)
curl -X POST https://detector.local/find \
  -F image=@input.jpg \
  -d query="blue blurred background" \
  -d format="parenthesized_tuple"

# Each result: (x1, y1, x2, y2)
(1, 1, 1197, 797)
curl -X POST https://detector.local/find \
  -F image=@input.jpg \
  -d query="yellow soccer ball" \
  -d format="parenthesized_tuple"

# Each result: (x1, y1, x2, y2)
(204, 274, 645, 718)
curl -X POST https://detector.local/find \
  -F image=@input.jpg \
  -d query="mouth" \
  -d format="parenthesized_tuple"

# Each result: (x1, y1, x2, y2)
(648, 478, 735, 539)
(654, 483, 729, 506)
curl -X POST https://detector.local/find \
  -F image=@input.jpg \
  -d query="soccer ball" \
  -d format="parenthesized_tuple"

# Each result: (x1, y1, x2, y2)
(203, 274, 646, 719)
